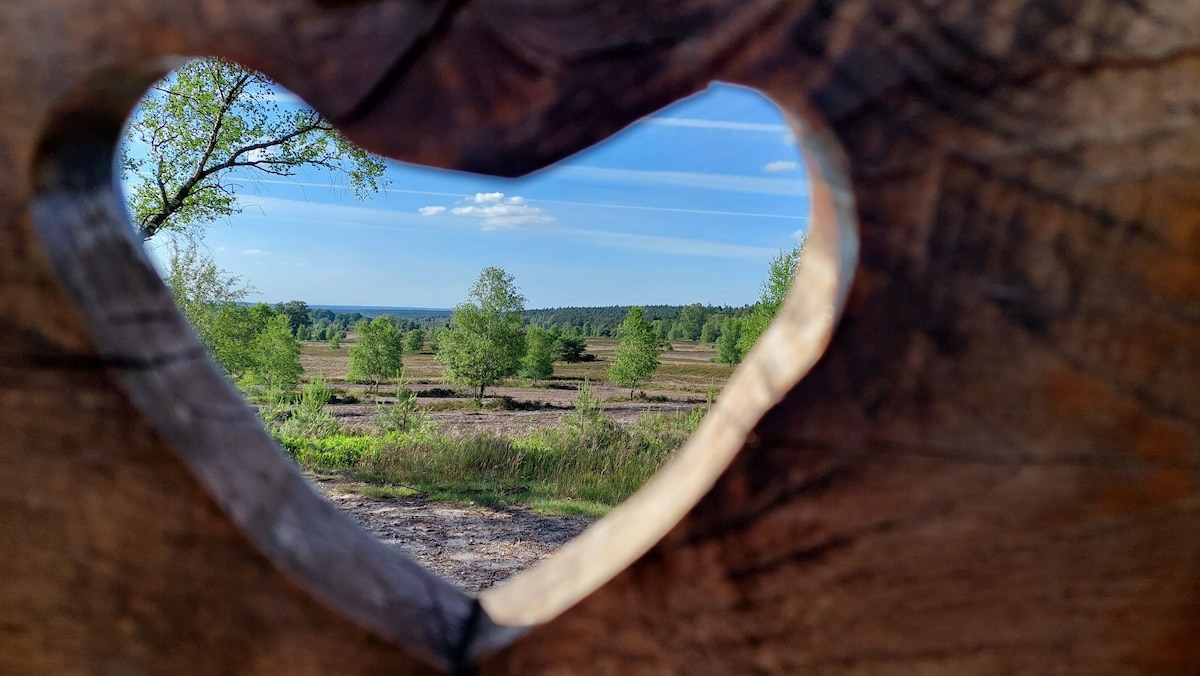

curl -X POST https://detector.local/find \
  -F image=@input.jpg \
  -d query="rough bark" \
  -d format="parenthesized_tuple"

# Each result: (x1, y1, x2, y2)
(0, 0, 1196, 674)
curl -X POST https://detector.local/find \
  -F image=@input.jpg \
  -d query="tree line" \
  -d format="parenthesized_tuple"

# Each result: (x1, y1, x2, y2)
(128, 56, 805, 399)
(165, 231, 804, 402)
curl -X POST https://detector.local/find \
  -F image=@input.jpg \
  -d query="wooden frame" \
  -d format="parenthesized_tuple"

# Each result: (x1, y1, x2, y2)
(2, 1, 1196, 673)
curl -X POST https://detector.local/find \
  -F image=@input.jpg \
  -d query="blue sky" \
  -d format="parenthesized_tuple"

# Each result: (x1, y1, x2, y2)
(139, 83, 810, 309)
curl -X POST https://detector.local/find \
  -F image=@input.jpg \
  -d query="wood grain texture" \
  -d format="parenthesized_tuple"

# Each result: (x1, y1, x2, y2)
(0, 0, 1196, 674)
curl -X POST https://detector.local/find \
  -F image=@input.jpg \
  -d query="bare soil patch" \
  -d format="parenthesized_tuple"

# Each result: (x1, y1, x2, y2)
(315, 478, 591, 592)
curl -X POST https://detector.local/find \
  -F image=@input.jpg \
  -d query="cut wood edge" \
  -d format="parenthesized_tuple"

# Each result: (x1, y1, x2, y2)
(472, 91, 859, 656)
(26, 68, 476, 672)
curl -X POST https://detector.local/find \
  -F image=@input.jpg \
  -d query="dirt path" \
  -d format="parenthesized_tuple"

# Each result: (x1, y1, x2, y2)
(315, 479, 592, 592)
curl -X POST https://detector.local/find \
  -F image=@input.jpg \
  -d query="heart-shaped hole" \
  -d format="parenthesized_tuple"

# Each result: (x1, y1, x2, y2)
(30, 60, 857, 670)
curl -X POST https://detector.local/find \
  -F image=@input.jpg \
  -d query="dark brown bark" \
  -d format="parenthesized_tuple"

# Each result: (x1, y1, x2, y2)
(0, 0, 1196, 674)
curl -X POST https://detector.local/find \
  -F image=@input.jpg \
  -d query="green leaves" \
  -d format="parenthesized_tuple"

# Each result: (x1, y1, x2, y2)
(436, 267, 527, 400)
(162, 234, 302, 395)
(520, 325, 555, 382)
(347, 317, 404, 393)
(609, 306, 662, 396)
(122, 58, 387, 240)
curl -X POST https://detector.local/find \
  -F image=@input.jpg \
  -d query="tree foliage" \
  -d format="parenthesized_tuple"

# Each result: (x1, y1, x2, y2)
(733, 237, 807, 362)
(404, 328, 425, 353)
(274, 300, 311, 336)
(347, 317, 404, 393)
(675, 303, 707, 341)
(554, 332, 594, 363)
(609, 307, 662, 396)
(122, 58, 387, 240)
(520, 325, 555, 383)
(162, 235, 302, 393)
(715, 316, 744, 365)
(436, 267, 527, 401)
(700, 314, 724, 343)
(243, 313, 304, 394)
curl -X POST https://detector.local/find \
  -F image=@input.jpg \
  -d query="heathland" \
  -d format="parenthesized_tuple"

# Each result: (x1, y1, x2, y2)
(272, 334, 732, 519)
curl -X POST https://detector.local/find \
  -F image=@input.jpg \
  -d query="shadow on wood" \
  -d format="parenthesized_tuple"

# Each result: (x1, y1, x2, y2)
(0, 0, 1196, 673)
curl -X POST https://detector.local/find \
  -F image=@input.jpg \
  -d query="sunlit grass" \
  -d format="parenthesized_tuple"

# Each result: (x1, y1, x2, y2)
(276, 407, 703, 516)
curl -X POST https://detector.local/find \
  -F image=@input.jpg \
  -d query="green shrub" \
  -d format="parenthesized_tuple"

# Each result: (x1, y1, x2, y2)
(278, 376, 340, 438)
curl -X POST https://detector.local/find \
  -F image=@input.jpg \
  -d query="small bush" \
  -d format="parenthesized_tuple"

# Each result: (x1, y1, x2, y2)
(278, 376, 341, 439)
(376, 372, 436, 435)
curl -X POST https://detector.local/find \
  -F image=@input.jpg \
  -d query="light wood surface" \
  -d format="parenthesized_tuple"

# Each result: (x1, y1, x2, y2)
(1, 1, 1196, 673)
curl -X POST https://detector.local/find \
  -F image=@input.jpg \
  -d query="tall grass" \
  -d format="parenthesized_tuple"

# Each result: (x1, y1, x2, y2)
(272, 384, 704, 515)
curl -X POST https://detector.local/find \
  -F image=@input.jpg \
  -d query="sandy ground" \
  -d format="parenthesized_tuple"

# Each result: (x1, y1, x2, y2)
(299, 341, 718, 591)
(316, 479, 591, 592)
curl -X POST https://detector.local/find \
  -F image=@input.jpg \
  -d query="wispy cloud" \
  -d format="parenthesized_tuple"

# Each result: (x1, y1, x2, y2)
(558, 166, 809, 197)
(250, 178, 470, 201)
(252, 179, 805, 221)
(644, 117, 789, 133)
(526, 197, 807, 221)
(559, 227, 776, 261)
(231, 196, 781, 262)
(763, 160, 799, 173)
(235, 196, 440, 232)
(421, 192, 553, 230)
(238, 248, 266, 255)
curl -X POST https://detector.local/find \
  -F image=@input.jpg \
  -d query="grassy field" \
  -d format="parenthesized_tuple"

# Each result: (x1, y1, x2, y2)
(300, 337, 734, 396)
(276, 336, 727, 516)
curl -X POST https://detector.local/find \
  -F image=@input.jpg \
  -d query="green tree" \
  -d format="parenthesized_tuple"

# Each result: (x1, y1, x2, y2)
(203, 303, 273, 380)
(122, 58, 387, 240)
(520, 325, 555, 383)
(404, 328, 425, 353)
(274, 300, 310, 335)
(676, 303, 707, 341)
(700, 313, 724, 343)
(162, 233, 252, 332)
(715, 316, 744, 365)
(554, 334, 591, 363)
(649, 318, 667, 342)
(161, 240, 303, 395)
(347, 317, 404, 393)
(436, 267, 527, 401)
(161, 234, 272, 380)
(243, 313, 303, 394)
(609, 307, 662, 397)
(736, 239, 806, 359)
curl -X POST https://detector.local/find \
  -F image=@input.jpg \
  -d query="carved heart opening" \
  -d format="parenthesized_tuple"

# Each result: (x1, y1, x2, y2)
(29, 63, 857, 671)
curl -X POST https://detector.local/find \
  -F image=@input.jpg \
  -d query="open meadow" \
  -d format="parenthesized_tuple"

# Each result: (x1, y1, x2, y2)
(298, 337, 734, 436)
(272, 334, 735, 525)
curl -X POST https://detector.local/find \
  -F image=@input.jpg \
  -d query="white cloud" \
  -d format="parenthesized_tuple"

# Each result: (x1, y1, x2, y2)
(471, 192, 506, 204)
(238, 248, 266, 255)
(420, 192, 553, 230)
(763, 160, 799, 173)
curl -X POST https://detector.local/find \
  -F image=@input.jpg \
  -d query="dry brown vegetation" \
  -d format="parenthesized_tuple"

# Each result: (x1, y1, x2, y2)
(296, 336, 730, 438)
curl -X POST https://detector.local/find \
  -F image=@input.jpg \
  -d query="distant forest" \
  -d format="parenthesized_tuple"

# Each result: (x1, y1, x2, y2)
(291, 303, 755, 343)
